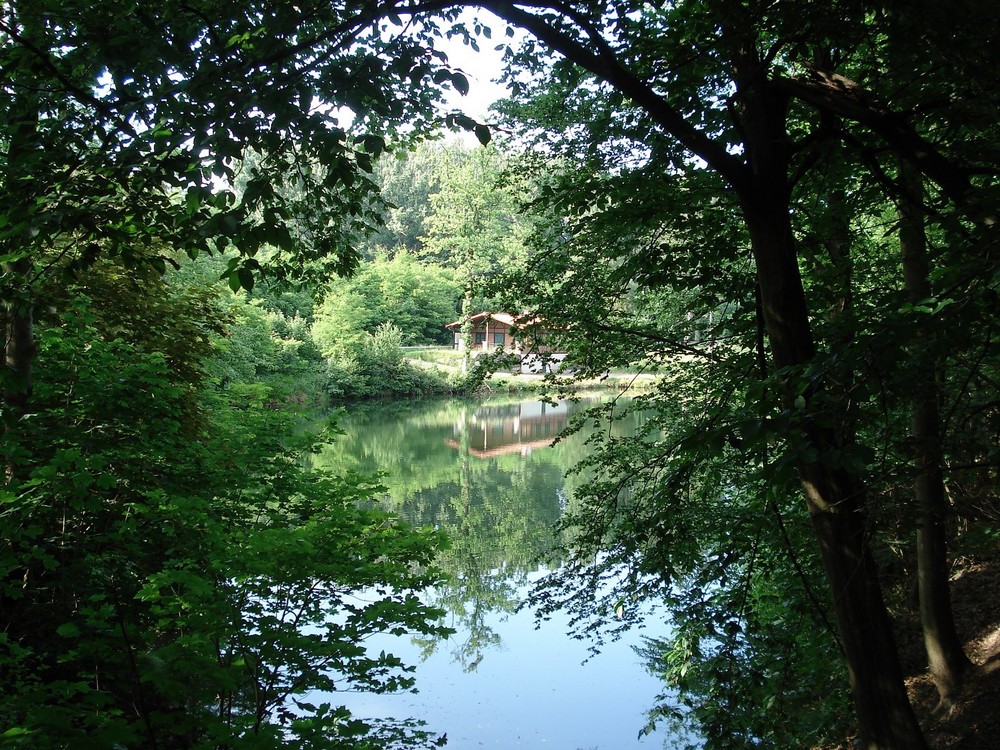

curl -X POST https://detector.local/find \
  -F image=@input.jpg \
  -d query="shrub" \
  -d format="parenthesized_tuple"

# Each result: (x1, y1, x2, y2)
(325, 323, 452, 400)
(1, 303, 451, 750)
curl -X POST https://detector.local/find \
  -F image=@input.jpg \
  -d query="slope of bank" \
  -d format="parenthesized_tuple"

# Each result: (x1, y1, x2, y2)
(905, 560, 1000, 750)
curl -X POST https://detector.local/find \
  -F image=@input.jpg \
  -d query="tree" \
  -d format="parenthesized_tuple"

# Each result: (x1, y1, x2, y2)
(896, 160, 974, 710)
(421, 145, 527, 272)
(0, 0, 473, 418)
(0, 262, 452, 747)
(403, 0, 1000, 746)
(421, 144, 529, 370)
(502, 154, 856, 747)
(871, 3, 1000, 706)
(312, 251, 461, 356)
(2, 4, 480, 742)
(364, 140, 469, 257)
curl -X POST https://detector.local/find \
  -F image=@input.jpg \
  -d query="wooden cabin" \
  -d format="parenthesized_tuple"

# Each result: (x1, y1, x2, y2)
(446, 312, 519, 353)
(445, 311, 567, 372)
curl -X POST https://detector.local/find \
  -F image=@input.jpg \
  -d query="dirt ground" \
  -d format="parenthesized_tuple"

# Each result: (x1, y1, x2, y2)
(819, 558, 1000, 750)
(902, 562, 1000, 750)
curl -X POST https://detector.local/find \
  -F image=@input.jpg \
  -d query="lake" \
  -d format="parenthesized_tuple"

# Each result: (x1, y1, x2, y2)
(311, 395, 683, 750)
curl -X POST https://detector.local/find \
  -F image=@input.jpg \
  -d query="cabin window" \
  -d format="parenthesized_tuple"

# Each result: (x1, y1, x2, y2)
(475, 332, 487, 344)
(493, 333, 505, 346)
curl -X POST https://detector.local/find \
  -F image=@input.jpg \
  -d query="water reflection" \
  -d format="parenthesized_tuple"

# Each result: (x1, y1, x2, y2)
(447, 400, 571, 458)
(313, 396, 673, 750)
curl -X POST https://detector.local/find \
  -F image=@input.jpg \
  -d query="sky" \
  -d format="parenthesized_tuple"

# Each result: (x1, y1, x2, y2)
(437, 16, 512, 121)
(426, 9, 521, 144)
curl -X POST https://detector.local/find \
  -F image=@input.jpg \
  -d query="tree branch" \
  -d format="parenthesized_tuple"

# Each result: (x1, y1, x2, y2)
(454, 0, 750, 190)
(776, 69, 996, 224)
(0, 19, 141, 142)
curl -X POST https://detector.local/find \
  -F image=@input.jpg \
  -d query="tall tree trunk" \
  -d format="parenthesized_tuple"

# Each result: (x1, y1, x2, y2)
(2, 260, 35, 485)
(2, 257, 35, 412)
(823, 185, 854, 328)
(460, 286, 474, 376)
(744, 194, 927, 749)
(898, 159, 972, 709)
(728, 34, 925, 739)
(2, 5, 41, 483)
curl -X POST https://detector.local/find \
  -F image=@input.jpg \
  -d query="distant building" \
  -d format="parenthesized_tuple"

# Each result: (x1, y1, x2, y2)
(446, 311, 518, 352)
(445, 311, 567, 373)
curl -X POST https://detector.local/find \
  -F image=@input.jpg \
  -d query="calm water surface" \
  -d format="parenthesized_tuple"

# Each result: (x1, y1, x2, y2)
(312, 395, 680, 750)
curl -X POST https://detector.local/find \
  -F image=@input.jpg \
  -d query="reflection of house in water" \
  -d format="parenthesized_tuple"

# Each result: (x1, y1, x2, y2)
(446, 400, 571, 459)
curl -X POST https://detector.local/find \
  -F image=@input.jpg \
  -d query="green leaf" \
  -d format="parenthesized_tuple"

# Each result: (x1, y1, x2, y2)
(56, 623, 80, 638)
(361, 135, 385, 158)
(452, 72, 470, 96)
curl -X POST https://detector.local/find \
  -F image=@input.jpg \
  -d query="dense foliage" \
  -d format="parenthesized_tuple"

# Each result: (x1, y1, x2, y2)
(4, 1, 1000, 749)
(0, 2, 499, 748)
(324, 322, 455, 400)
(470, 0, 1000, 747)
(313, 252, 461, 353)
(0, 262, 452, 748)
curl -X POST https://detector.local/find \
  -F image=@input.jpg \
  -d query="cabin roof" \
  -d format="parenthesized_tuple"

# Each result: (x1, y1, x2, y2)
(445, 311, 519, 330)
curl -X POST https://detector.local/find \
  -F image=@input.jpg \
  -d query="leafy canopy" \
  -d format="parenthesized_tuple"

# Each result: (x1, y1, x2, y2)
(1, 0, 476, 288)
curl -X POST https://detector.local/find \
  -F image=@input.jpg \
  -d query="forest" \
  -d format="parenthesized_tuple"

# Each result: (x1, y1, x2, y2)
(2, 1, 999, 749)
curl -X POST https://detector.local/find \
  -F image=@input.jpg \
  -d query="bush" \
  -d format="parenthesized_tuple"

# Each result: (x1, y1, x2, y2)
(1, 303, 451, 750)
(208, 299, 326, 406)
(325, 323, 452, 400)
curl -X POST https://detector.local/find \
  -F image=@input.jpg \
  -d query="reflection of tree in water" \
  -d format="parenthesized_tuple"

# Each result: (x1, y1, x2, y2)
(311, 396, 646, 668)
(408, 458, 565, 669)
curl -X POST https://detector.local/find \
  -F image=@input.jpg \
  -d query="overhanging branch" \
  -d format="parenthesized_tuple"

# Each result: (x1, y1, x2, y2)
(777, 69, 996, 224)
